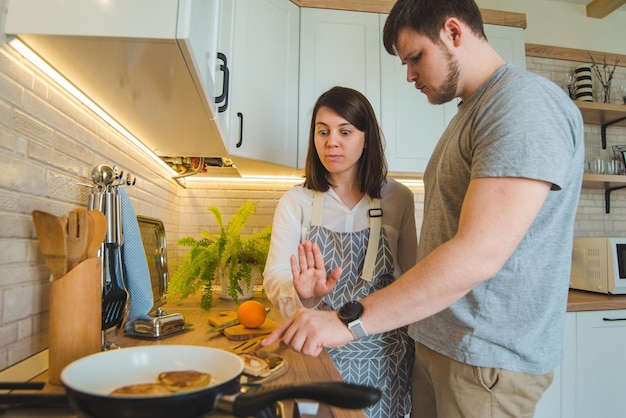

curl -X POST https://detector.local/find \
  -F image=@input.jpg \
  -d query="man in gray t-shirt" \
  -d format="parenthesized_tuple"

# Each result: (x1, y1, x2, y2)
(262, 0, 584, 416)
(412, 63, 583, 374)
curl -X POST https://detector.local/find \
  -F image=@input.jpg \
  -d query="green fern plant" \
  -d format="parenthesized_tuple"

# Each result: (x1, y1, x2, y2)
(167, 201, 271, 309)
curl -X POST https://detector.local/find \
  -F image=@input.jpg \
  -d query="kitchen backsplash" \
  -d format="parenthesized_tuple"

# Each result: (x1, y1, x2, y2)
(0, 42, 182, 370)
(1, 19, 625, 370)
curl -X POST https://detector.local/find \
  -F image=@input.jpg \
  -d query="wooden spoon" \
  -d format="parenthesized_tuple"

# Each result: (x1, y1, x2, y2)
(32, 210, 67, 280)
(66, 209, 88, 271)
(86, 209, 107, 258)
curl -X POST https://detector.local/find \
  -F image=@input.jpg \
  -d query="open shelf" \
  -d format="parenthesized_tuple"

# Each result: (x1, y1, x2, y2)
(582, 174, 626, 214)
(575, 101, 626, 127)
(575, 101, 626, 149)
(582, 173, 626, 189)
(577, 102, 626, 213)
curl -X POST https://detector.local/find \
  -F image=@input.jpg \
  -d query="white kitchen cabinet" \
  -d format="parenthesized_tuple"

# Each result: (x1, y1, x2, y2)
(379, 27, 458, 174)
(484, 24, 526, 71)
(177, 0, 224, 130)
(380, 22, 526, 173)
(298, 9, 526, 174)
(224, 0, 300, 168)
(534, 312, 576, 418)
(298, 8, 382, 169)
(535, 309, 626, 418)
(575, 309, 626, 418)
(214, 0, 235, 142)
(5, 0, 228, 157)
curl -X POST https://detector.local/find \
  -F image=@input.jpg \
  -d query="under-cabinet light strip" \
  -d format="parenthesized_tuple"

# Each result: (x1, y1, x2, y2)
(187, 175, 424, 187)
(9, 38, 425, 187)
(9, 38, 178, 176)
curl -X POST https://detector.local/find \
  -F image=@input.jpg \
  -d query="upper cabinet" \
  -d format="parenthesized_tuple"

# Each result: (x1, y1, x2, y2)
(5, 0, 227, 158)
(298, 9, 526, 174)
(5, 1, 528, 176)
(224, 0, 300, 168)
(379, 14, 458, 174)
(298, 8, 381, 169)
(382, 22, 525, 174)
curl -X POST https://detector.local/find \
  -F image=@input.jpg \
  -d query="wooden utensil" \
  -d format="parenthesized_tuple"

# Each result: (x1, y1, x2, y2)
(228, 335, 266, 354)
(86, 209, 106, 258)
(66, 209, 88, 271)
(32, 210, 67, 280)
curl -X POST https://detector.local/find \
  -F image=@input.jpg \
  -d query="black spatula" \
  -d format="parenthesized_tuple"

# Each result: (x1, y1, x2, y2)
(101, 245, 127, 330)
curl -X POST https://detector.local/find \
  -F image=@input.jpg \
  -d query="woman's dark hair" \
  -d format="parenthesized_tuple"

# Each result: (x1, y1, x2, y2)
(383, 0, 487, 56)
(303, 86, 387, 199)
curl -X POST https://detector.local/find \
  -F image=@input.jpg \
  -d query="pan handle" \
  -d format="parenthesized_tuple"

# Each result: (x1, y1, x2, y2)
(218, 382, 381, 416)
(0, 393, 70, 408)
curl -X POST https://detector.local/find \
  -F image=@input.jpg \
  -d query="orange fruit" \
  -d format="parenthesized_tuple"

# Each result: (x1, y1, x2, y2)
(237, 300, 267, 328)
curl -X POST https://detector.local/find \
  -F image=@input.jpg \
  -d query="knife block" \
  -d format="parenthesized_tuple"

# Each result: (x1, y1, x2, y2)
(48, 257, 102, 385)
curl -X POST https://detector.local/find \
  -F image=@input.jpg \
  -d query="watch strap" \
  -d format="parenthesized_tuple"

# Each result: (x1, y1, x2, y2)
(348, 318, 368, 339)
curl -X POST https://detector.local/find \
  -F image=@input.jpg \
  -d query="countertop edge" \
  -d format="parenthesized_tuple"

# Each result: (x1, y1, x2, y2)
(567, 289, 626, 312)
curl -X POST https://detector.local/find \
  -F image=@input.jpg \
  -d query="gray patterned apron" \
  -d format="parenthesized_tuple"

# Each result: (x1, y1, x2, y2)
(308, 192, 414, 417)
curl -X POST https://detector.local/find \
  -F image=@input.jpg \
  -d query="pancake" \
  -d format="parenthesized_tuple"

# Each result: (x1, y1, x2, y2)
(110, 369, 211, 396)
(265, 355, 285, 373)
(111, 382, 172, 396)
(239, 354, 271, 377)
(157, 370, 212, 392)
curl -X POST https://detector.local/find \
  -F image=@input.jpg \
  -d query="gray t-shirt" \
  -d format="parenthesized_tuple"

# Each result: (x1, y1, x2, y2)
(409, 64, 584, 375)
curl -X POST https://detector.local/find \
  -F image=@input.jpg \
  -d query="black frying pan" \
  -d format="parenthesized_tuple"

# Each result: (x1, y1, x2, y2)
(59, 345, 380, 417)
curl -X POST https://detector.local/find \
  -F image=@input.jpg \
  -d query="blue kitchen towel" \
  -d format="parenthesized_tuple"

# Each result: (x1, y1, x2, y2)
(118, 187, 154, 327)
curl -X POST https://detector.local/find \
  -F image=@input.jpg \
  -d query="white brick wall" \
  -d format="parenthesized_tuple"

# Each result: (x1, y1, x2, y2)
(0, 40, 181, 369)
(0, 15, 625, 369)
(177, 180, 425, 256)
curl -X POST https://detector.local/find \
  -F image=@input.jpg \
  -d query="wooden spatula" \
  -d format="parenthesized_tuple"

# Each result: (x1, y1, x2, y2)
(66, 209, 88, 272)
(86, 209, 106, 258)
(32, 210, 67, 280)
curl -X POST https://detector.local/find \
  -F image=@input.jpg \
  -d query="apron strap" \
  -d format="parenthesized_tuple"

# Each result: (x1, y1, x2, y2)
(361, 198, 382, 282)
(311, 192, 324, 226)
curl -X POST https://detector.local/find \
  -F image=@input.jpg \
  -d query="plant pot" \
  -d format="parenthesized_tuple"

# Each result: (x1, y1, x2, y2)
(217, 267, 262, 301)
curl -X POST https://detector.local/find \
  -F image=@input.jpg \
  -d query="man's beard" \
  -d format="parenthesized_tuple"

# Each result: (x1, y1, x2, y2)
(428, 50, 459, 105)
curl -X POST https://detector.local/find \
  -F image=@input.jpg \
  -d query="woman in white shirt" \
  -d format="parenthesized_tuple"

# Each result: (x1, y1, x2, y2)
(263, 86, 417, 418)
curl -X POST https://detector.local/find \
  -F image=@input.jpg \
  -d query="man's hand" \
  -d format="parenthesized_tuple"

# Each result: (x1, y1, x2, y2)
(261, 308, 353, 356)
(291, 240, 342, 300)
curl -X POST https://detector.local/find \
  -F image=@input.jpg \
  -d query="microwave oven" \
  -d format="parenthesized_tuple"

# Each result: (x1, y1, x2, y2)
(570, 237, 626, 294)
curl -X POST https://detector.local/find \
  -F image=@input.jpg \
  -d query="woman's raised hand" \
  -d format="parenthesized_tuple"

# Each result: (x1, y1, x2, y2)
(291, 240, 342, 299)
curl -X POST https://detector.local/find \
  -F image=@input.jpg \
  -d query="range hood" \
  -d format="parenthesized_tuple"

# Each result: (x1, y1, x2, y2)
(5, 0, 231, 166)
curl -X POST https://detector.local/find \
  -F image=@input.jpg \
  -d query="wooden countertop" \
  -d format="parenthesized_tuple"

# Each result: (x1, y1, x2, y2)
(23, 292, 366, 418)
(116, 293, 365, 417)
(18, 290, 622, 417)
(567, 289, 626, 312)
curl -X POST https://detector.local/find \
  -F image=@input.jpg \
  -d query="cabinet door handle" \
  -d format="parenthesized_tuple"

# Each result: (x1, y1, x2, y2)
(602, 317, 626, 321)
(215, 52, 230, 113)
(236, 112, 243, 148)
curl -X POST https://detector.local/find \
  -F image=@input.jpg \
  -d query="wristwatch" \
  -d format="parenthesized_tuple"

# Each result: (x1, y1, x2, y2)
(338, 301, 368, 340)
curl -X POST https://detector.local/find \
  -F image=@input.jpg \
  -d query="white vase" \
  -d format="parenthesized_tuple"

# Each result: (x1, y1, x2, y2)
(217, 267, 260, 301)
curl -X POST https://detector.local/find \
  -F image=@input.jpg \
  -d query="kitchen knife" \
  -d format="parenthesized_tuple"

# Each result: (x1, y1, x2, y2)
(206, 318, 240, 334)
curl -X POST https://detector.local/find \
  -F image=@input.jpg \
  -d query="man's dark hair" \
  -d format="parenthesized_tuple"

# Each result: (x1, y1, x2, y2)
(383, 0, 487, 56)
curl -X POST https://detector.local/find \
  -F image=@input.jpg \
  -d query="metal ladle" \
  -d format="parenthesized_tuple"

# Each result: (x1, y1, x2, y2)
(91, 164, 115, 187)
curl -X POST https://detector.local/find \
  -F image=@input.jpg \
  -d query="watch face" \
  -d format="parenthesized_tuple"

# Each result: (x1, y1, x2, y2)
(339, 301, 363, 323)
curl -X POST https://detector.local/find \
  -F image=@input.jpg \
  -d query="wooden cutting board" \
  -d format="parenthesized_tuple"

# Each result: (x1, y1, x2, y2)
(208, 311, 279, 341)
